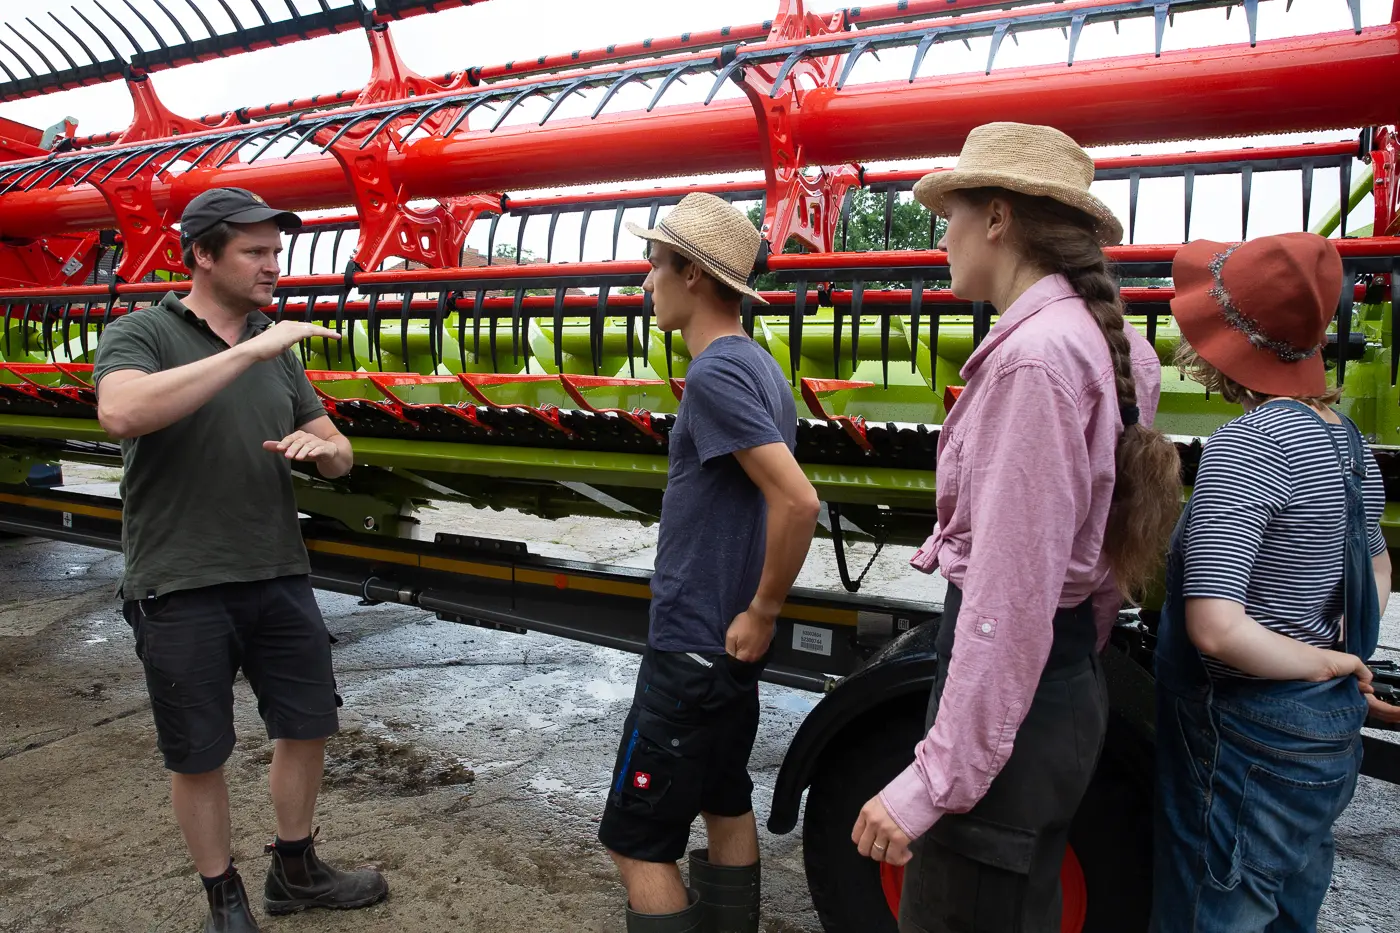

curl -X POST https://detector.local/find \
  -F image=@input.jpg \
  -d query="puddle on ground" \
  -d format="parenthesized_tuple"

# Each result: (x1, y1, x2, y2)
(320, 729, 476, 798)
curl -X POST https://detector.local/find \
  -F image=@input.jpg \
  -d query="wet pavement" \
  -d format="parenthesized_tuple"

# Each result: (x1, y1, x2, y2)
(0, 470, 1397, 932)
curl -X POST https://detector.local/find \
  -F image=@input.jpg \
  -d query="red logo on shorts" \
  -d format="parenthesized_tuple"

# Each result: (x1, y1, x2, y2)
(633, 772, 651, 789)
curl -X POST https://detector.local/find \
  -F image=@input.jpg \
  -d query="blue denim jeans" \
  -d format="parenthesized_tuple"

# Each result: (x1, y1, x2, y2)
(1152, 675, 1366, 933)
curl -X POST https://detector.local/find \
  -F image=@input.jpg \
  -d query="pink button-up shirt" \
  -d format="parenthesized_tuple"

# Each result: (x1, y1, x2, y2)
(879, 273, 1162, 841)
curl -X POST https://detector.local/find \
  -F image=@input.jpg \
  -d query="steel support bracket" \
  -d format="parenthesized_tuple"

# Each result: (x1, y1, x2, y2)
(318, 24, 484, 273)
(733, 0, 861, 255)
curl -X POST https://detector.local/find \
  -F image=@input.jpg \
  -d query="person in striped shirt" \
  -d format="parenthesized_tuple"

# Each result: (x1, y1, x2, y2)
(1152, 232, 1400, 933)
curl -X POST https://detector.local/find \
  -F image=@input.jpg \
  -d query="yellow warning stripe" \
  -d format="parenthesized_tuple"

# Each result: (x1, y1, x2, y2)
(0, 491, 122, 520)
(0, 495, 860, 629)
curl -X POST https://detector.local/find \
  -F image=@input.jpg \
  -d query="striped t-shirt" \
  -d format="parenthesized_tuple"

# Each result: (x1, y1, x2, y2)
(1182, 403, 1386, 677)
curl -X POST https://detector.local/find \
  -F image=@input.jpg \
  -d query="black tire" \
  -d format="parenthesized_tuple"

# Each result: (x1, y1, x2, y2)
(801, 695, 928, 933)
(1068, 714, 1155, 933)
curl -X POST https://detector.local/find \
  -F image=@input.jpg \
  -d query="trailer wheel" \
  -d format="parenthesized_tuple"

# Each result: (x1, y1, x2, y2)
(800, 705, 1152, 933)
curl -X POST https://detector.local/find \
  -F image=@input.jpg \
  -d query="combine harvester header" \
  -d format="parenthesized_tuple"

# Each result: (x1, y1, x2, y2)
(1, 1, 1398, 931)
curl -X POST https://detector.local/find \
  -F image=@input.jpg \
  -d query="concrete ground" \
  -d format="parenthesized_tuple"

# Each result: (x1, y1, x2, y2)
(0, 465, 1397, 932)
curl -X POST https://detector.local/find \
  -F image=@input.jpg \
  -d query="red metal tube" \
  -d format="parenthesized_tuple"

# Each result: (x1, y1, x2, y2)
(1, 27, 1396, 240)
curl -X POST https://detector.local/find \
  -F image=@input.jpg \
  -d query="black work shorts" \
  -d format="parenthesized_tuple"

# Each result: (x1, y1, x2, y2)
(598, 646, 765, 863)
(122, 575, 341, 775)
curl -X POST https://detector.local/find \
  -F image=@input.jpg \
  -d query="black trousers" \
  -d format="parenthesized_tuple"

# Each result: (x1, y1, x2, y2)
(899, 586, 1109, 933)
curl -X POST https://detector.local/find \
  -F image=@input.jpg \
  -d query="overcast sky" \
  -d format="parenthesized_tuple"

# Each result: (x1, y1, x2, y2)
(0, 0, 1391, 270)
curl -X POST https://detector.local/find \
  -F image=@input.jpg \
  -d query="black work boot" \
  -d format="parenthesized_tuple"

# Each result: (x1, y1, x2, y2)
(204, 867, 261, 933)
(688, 849, 760, 933)
(262, 833, 388, 915)
(625, 887, 705, 932)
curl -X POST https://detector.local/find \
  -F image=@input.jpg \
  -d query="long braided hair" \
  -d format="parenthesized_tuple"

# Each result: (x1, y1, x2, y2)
(953, 188, 1182, 598)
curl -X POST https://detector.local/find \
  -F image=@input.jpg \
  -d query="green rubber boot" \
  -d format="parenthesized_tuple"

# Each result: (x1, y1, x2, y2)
(626, 887, 705, 933)
(687, 849, 760, 933)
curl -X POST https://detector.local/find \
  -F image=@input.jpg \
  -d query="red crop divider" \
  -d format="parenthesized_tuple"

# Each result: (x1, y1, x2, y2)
(304, 369, 413, 424)
(366, 372, 492, 430)
(0, 361, 96, 406)
(559, 374, 666, 440)
(799, 377, 876, 451)
(456, 373, 576, 436)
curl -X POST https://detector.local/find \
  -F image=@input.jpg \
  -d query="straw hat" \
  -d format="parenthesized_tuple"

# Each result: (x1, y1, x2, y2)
(1171, 232, 1341, 398)
(913, 122, 1123, 246)
(626, 192, 768, 304)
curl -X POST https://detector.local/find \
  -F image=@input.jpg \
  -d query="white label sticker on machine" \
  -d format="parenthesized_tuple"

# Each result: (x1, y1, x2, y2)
(62, 512, 73, 528)
(792, 623, 833, 656)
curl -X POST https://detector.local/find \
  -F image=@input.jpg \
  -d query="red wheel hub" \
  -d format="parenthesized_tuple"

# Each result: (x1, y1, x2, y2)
(879, 844, 1087, 933)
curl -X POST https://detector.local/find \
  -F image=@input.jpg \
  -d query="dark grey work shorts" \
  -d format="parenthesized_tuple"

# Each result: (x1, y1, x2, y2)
(122, 575, 341, 774)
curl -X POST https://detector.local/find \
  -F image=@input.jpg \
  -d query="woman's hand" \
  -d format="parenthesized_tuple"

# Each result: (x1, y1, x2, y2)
(852, 795, 913, 866)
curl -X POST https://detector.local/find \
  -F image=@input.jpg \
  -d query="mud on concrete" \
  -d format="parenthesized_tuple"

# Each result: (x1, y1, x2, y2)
(1, 466, 1397, 932)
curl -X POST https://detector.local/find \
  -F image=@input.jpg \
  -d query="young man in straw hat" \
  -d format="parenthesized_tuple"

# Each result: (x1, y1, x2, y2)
(598, 192, 820, 933)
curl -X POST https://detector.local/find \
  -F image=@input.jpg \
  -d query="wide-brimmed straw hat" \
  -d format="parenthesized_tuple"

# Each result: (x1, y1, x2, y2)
(912, 122, 1123, 246)
(1171, 232, 1341, 398)
(626, 192, 768, 303)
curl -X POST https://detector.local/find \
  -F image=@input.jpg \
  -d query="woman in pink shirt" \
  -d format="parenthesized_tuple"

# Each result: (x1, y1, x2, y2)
(850, 123, 1182, 932)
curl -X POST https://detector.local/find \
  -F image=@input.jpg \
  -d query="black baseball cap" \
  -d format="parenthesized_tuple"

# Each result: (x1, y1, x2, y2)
(179, 187, 302, 242)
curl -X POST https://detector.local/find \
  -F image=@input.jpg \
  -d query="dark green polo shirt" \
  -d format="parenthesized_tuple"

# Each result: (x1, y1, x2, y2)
(92, 293, 326, 599)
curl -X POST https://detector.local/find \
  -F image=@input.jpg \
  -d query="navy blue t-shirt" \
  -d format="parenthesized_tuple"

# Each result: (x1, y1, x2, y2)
(649, 335, 798, 653)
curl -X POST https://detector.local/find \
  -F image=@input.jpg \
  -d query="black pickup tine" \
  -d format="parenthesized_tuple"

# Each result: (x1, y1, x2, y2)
(910, 29, 941, 81)
(276, 117, 338, 160)
(5, 24, 53, 75)
(705, 56, 746, 104)
(515, 214, 529, 264)
(972, 301, 989, 348)
(2, 302, 12, 356)
(70, 152, 125, 187)
(1391, 259, 1399, 386)
(432, 291, 449, 372)
(359, 104, 419, 148)
(401, 99, 456, 140)
(511, 287, 525, 366)
(71, 5, 124, 61)
(592, 72, 647, 120)
(883, 190, 894, 250)
(491, 85, 545, 132)
(320, 111, 390, 151)
(48, 12, 100, 68)
(307, 230, 325, 274)
(791, 276, 808, 385)
(331, 229, 347, 270)
(366, 291, 383, 371)
(1129, 171, 1140, 244)
(1184, 168, 1195, 241)
(2, 157, 57, 195)
(592, 284, 608, 375)
(247, 0, 275, 28)
(910, 275, 924, 374)
(538, 76, 591, 125)
(93, 1, 144, 57)
(1336, 265, 1355, 385)
(400, 290, 413, 371)
(521, 286, 534, 372)
(120, 0, 169, 53)
(149, 0, 194, 45)
(850, 280, 863, 370)
(79, 301, 92, 360)
(474, 287, 488, 369)
(285, 233, 300, 277)
(274, 292, 289, 323)
(769, 48, 809, 96)
(1301, 162, 1314, 232)
(552, 285, 566, 370)
(647, 63, 696, 111)
(985, 23, 1009, 74)
(879, 303, 891, 388)
(1146, 299, 1158, 353)
(63, 302, 77, 359)
(43, 304, 56, 360)
(246, 117, 310, 164)
(545, 212, 560, 263)
(1340, 159, 1352, 237)
(125, 142, 185, 179)
(579, 209, 592, 262)
(21, 18, 74, 71)
(0, 39, 28, 81)
(214, 132, 263, 168)
(96, 146, 158, 184)
(22, 302, 34, 354)
(442, 94, 505, 137)
(642, 286, 652, 358)
(1240, 165, 1253, 239)
(836, 39, 871, 89)
(612, 205, 626, 260)
(833, 297, 844, 376)
(486, 214, 502, 265)
(625, 290, 637, 376)
(1067, 12, 1088, 65)
(664, 330, 675, 380)
(332, 289, 349, 368)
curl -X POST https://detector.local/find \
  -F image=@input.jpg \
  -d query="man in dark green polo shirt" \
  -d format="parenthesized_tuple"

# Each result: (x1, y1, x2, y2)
(94, 188, 387, 932)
